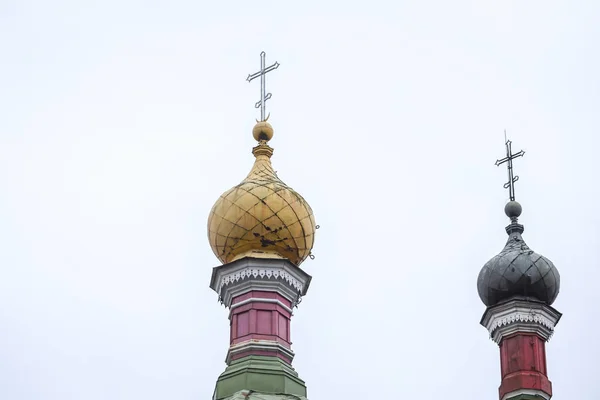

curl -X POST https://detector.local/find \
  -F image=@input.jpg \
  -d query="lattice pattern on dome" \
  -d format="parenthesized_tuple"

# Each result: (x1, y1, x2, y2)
(208, 142, 316, 266)
(477, 232, 560, 307)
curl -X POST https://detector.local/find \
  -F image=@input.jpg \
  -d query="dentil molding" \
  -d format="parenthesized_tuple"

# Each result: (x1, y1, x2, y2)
(210, 257, 312, 308)
(481, 297, 562, 344)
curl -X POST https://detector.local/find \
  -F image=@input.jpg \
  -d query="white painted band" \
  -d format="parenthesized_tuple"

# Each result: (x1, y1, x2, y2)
(230, 297, 293, 314)
(501, 388, 550, 400)
(226, 339, 295, 364)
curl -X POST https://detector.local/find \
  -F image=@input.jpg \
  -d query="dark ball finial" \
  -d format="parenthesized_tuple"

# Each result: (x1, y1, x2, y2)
(504, 200, 522, 219)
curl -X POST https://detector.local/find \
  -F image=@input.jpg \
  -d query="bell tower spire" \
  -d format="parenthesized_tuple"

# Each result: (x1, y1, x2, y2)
(207, 53, 316, 400)
(477, 135, 561, 400)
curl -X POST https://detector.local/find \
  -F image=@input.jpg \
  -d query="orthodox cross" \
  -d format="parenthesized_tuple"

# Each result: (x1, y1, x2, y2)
(246, 51, 280, 121)
(495, 132, 525, 201)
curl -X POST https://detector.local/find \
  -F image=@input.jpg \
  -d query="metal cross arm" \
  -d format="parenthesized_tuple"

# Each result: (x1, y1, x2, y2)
(246, 51, 280, 122)
(495, 147, 525, 167)
(246, 61, 280, 82)
(495, 138, 525, 202)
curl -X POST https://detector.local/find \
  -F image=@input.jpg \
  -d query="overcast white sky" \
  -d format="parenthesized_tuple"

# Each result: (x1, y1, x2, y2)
(1, 1, 599, 399)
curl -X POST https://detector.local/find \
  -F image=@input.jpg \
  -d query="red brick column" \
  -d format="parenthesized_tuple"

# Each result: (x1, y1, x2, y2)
(227, 290, 295, 364)
(480, 298, 562, 400)
(498, 333, 552, 399)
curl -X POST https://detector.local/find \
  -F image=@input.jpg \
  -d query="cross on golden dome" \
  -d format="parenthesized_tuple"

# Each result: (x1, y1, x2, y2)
(207, 122, 316, 266)
(208, 54, 316, 267)
(246, 51, 280, 122)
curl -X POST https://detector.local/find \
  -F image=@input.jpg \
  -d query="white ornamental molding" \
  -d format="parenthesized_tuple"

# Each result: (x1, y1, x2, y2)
(220, 267, 304, 293)
(210, 258, 312, 308)
(490, 312, 555, 334)
(481, 298, 562, 344)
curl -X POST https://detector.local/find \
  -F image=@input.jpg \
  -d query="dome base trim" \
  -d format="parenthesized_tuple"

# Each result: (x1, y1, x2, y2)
(480, 297, 562, 344)
(210, 257, 312, 308)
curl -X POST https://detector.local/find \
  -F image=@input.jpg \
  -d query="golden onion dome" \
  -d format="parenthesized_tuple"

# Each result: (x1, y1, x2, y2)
(207, 121, 316, 266)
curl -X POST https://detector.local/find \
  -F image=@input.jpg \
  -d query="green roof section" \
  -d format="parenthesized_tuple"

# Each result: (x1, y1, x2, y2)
(222, 390, 307, 400)
(213, 356, 307, 400)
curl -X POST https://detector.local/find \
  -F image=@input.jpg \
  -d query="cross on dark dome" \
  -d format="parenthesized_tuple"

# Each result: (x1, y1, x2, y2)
(495, 132, 525, 202)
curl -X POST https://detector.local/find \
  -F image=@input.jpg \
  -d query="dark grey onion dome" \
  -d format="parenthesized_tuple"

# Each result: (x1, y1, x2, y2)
(477, 201, 560, 307)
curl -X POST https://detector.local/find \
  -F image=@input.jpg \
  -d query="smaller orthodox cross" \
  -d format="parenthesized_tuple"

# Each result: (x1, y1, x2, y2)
(495, 132, 525, 201)
(246, 51, 280, 121)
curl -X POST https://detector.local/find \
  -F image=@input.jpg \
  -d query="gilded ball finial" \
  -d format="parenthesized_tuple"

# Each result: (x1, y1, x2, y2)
(253, 121, 274, 142)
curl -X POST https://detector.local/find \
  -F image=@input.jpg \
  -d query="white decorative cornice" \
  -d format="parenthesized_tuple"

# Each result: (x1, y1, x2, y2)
(501, 388, 550, 400)
(221, 267, 304, 292)
(210, 257, 312, 308)
(226, 339, 295, 364)
(490, 312, 555, 334)
(481, 297, 562, 344)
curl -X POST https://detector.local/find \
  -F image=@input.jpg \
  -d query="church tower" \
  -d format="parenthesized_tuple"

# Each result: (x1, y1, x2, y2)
(477, 138, 561, 400)
(206, 52, 316, 400)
